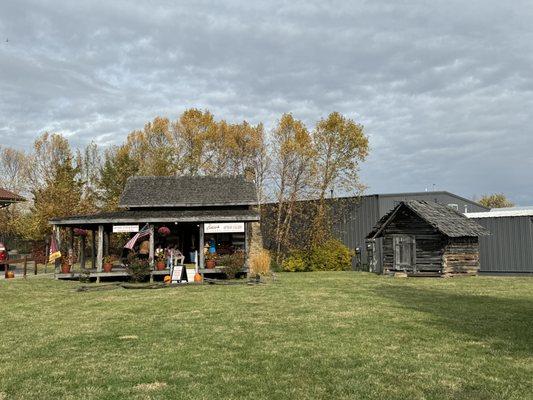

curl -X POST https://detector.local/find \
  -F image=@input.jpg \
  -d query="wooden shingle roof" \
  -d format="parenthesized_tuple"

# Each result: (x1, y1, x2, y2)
(0, 188, 25, 203)
(50, 208, 260, 225)
(119, 176, 257, 208)
(367, 200, 490, 238)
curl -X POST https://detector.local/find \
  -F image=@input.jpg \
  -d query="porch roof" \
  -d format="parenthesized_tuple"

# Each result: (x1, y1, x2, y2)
(50, 208, 260, 226)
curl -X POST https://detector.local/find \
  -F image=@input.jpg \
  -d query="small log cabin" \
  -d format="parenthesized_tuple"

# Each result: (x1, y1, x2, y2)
(366, 200, 490, 277)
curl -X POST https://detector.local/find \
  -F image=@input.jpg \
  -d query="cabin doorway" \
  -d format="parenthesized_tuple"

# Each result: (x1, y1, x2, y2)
(393, 235, 416, 271)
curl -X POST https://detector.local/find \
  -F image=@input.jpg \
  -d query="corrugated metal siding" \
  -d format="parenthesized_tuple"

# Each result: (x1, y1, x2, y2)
(471, 216, 533, 273)
(332, 196, 380, 269)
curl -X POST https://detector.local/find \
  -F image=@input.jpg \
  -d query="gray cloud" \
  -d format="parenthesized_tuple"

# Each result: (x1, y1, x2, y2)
(1, 0, 532, 204)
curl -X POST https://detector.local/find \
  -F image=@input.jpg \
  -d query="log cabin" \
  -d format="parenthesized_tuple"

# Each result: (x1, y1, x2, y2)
(366, 200, 490, 277)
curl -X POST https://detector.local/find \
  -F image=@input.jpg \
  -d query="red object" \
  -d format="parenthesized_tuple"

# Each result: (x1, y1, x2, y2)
(73, 228, 88, 237)
(206, 259, 216, 269)
(156, 260, 166, 270)
(60, 264, 71, 274)
(158, 226, 171, 236)
(103, 263, 113, 273)
(0, 242, 8, 278)
(0, 242, 7, 262)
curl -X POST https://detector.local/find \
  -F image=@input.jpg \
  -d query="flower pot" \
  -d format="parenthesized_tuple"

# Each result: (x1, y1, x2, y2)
(156, 260, 166, 271)
(206, 259, 216, 269)
(103, 262, 113, 273)
(60, 264, 71, 274)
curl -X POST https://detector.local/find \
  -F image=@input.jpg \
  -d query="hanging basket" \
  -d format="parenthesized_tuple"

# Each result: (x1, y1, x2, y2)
(73, 228, 88, 237)
(158, 226, 171, 237)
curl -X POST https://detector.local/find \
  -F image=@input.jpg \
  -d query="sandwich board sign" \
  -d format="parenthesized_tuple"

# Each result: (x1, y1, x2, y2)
(170, 265, 188, 283)
(204, 222, 245, 233)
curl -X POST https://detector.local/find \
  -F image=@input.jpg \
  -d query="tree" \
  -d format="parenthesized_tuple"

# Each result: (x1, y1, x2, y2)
(25, 155, 83, 241)
(311, 112, 368, 245)
(98, 145, 140, 211)
(0, 146, 29, 240)
(270, 113, 316, 262)
(171, 109, 218, 175)
(76, 141, 101, 213)
(127, 117, 177, 176)
(478, 193, 514, 209)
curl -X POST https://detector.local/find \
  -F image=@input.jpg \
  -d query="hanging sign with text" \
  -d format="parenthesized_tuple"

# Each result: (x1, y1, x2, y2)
(204, 222, 245, 233)
(112, 225, 140, 233)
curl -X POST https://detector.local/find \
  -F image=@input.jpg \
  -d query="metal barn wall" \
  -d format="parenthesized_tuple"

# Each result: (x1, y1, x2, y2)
(378, 193, 487, 216)
(471, 216, 533, 273)
(332, 192, 487, 272)
(331, 195, 380, 269)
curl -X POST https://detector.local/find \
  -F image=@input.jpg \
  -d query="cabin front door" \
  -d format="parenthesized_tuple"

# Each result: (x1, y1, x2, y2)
(393, 235, 416, 272)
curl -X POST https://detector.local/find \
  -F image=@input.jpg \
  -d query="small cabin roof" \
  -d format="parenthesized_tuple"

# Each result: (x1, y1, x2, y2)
(367, 200, 490, 239)
(0, 188, 25, 203)
(119, 175, 257, 208)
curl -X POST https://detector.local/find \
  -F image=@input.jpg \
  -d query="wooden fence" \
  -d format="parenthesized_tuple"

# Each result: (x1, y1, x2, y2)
(3, 256, 40, 278)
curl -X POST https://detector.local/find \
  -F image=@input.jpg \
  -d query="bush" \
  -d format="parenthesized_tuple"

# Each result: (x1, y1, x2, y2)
(282, 239, 354, 272)
(125, 254, 151, 282)
(282, 251, 308, 272)
(249, 249, 271, 277)
(309, 239, 354, 271)
(218, 251, 245, 279)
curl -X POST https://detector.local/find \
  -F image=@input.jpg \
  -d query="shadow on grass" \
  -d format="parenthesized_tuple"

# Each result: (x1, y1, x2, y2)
(374, 285, 533, 356)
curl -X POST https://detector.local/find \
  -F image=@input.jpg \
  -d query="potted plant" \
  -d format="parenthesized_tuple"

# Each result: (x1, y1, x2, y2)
(103, 255, 114, 272)
(60, 257, 71, 274)
(155, 250, 166, 271)
(125, 254, 151, 282)
(205, 252, 217, 269)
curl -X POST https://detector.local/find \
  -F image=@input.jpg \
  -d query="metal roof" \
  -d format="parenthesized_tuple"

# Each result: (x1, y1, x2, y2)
(119, 175, 257, 208)
(465, 206, 533, 219)
(368, 200, 490, 238)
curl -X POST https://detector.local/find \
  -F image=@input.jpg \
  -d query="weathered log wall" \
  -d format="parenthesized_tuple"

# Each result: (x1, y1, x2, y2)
(442, 237, 480, 276)
(381, 208, 445, 273)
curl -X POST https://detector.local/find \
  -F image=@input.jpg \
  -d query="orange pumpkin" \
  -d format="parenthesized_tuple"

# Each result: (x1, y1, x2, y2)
(6, 271, 15, 279)
(163, 275, 171, 284)
(194, 272, 203, 283)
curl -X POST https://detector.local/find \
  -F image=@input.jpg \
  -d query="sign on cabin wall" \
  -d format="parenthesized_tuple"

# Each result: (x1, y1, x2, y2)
(204, 222, 245, 233)
(112, 225, 140, 233)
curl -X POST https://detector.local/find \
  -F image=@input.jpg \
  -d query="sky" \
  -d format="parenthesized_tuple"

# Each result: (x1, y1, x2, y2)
(1, 0, 532, 204)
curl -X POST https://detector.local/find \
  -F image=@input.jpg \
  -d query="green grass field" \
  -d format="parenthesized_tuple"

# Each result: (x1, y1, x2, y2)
(0, 273, 532, 400)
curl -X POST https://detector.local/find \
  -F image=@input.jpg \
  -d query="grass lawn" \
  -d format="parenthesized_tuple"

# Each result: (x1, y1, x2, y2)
(0, 273, 532, 399)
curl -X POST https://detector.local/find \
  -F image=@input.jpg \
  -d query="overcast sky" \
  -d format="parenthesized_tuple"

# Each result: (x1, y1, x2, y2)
(1, 1, 532, 204)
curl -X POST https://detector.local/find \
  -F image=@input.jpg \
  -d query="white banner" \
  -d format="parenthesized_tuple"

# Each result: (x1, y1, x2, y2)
(204, 222, 245, 233)
(112, 225, 140, 233)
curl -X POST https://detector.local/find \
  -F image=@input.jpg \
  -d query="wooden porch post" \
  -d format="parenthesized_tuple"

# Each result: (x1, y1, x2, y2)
(149, 224, 155, 283)
(244, 222, 250, 272)
(104, 231, 110, 256)
(80, 235, 86, 270)
(54, 226, 61, 273)
(91, 229, 96, 269)
(148, 224, 155, 266)
(68, 227, 74, 268)
(96, 225, 104, 283)
(199, 223, 205, 271)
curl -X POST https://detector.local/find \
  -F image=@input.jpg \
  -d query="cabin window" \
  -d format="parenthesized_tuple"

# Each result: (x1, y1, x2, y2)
(447, 203, 459, 211)
(393, 235, 416, 269)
